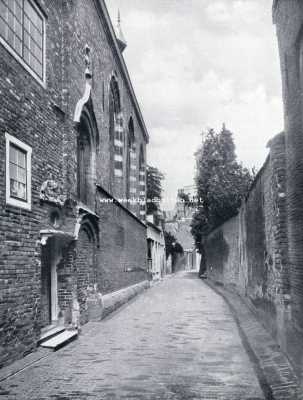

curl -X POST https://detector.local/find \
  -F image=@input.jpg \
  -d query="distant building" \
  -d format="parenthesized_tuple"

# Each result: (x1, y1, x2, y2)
(147, 215, 166, 280)
(164, 189, 200, 272)
(0, 0, 149, 367)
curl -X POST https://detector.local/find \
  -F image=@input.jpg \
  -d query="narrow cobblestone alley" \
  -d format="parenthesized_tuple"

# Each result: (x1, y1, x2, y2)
(0, 273, 265, 400)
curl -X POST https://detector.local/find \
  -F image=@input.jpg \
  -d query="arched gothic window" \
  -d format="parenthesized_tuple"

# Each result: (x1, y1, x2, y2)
(139, 144, 146, 220)
(109, 76, 123, 192)
(126, 117, 136, 200)
(139, 145, 144, 169)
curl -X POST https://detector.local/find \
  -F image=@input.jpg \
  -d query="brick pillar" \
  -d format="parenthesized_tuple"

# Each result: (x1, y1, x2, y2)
(268, 133, 291, 347)
(274, 1, 303, 331)
(269, 134, 289, 298)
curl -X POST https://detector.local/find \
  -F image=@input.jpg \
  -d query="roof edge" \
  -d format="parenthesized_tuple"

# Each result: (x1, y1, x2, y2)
(95, 0, 149, 143)
(272, 0, 278, 24)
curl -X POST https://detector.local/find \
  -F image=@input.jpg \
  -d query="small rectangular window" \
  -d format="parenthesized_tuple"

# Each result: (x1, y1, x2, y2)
(6, 133, 32, 210)
(0, 0, 45, 83)
(9, 144, 27, 201)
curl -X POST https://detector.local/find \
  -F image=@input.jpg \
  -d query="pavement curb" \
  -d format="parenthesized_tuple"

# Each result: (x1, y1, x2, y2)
(0, 348, 50, 383)
(101, 280, 150, 319)
(205, 279, 303, 400)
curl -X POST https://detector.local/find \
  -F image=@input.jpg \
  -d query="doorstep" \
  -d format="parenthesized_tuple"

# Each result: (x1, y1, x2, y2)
(38, 325, 66, 345)
(40, 329, 78, 351)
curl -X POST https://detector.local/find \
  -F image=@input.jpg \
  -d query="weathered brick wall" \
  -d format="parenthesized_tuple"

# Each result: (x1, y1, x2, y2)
(206, 220, 237, 286)
(76, 228, 97, 324)
(96, 190, 148, 295)
(205, 133, 288, 341)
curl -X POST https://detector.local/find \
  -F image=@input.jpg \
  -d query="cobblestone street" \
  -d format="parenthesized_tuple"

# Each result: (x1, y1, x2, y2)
(0, 273, 264, 400)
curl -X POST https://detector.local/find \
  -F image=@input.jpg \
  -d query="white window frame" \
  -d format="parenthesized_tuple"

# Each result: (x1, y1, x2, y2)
(5, 132, 32, 210)
(0, 0, 46, 87)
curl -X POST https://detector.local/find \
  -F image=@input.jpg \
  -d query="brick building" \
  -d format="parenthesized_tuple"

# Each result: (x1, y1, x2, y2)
(146, 214, 166, 281)
(0, 0, 149, 367)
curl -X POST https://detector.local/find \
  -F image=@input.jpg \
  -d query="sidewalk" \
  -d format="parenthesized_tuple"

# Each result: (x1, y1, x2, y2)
(206, 279, 303, 400)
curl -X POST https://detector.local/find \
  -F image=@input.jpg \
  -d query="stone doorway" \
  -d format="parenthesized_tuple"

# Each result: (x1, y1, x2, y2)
(40, 237, 60, 328)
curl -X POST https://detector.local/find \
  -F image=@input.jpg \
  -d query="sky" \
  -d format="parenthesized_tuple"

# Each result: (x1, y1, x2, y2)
(106, 0, 284, 209)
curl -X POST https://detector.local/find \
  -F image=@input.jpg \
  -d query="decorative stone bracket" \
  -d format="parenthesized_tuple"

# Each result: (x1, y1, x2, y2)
(74, 45, 93, 123)
(40, 180, 66, 207)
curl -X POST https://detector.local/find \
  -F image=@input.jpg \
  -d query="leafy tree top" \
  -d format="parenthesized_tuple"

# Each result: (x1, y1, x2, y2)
(164, 231, 184, 259)
(191, 125, 253, 250)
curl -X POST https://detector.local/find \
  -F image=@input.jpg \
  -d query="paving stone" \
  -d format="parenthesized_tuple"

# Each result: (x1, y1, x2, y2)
(0, 273, 265, 399)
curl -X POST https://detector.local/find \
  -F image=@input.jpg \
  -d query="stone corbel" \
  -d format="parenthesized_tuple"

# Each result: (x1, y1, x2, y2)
(73, 82, 92, 123)
(74, 45, 93, 123)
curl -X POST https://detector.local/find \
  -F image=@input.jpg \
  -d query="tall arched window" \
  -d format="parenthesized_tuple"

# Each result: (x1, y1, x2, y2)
(109, 76, 123, 193)
(139, 144, 146, 220)
(126, 117, 136, 201)
(78, 119, 91, 204)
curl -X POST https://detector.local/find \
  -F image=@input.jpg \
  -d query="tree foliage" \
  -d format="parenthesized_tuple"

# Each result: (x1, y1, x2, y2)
(164, 231, 184, 260)
(191, 125, 253, 253)
(146, 165, 164, 214)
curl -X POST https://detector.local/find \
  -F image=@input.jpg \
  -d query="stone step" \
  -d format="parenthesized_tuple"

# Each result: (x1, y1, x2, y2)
(38, 326, 66, 345)
(40, 330, 78, 351)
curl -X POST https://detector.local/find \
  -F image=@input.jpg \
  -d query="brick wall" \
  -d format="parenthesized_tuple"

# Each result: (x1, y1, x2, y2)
(205, 132, 288, 342)
(96, 189, 148, 295)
